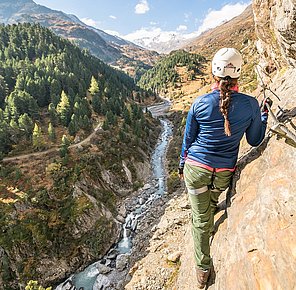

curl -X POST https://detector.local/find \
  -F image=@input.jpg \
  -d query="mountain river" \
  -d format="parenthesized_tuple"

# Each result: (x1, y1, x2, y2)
(56, 100, 172, 290)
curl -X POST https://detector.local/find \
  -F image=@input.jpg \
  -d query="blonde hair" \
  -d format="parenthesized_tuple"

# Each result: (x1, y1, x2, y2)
(214, 76, 238, 136)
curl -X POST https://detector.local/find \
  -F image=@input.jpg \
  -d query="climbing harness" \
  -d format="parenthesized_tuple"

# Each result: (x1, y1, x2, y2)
(209, 168, 216, 190)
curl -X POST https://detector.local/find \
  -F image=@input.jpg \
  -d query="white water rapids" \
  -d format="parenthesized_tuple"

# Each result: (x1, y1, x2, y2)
(56, 101, 172, 290)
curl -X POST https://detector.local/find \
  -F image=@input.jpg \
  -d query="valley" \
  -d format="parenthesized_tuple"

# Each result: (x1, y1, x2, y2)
(0, 1, 295, 289)
(56, 103, 173, 290)
(0, 21, 162, 289)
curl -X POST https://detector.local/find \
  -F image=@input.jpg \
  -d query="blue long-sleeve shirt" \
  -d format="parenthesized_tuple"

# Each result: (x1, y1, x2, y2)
(179, 90, 268, 169)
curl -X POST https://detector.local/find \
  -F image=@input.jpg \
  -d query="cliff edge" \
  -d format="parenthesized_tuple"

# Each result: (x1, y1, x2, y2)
(125, 1, 296, 289)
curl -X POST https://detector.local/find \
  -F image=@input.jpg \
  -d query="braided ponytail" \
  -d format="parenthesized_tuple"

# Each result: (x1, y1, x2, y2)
(214, 76, 238, 136)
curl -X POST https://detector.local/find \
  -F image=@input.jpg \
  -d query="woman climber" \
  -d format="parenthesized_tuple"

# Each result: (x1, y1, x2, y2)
(178, 47, 271, 289)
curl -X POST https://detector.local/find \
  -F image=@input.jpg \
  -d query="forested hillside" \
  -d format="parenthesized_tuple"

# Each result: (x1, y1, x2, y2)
(0, 0, 160, 76)
(137, 50, 206, 95)
(0, 23, 151, 158)
(0, 23, 160, 289)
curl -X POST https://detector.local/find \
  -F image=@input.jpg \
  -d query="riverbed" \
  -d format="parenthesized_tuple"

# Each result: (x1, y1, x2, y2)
(56, 101, 173, 290)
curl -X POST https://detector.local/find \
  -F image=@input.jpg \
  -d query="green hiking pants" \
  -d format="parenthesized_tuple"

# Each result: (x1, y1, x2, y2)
(184, 162, 233, 270)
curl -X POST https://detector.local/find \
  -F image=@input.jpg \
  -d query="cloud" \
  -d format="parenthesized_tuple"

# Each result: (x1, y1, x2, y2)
(81, 17, 100, 28)
(177, 25, 187, 31)
(135, 0, 150, 14)
(106, 2, 250, 52)
(109, 15, 117, 20)
(196, 2, 250, 35)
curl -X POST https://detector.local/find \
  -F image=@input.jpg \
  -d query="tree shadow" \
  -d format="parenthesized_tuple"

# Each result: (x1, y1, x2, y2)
(211, 136, 271, 239)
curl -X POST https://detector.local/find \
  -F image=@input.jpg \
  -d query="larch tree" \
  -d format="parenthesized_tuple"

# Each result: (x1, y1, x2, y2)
(32, 123, 43, 149)
(89, 76, 99, 96)
(56, 90, 71, 126)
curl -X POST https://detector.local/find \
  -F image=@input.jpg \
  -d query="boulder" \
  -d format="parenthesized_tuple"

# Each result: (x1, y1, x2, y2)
(116, 254, 130, 272)
(143, 183, 152, 190)
(93, 274, 111, 289)
(97, 263, 112, 275)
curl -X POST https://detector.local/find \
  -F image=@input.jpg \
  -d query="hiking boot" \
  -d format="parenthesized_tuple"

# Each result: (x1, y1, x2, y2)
(196, 267, 210, 289)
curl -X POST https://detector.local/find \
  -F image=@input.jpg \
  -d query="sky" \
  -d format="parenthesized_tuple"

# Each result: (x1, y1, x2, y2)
(34, 0, 251, 44)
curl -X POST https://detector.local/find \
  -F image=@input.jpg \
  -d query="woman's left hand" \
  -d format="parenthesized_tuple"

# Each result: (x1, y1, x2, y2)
(178, 167, 184, 180)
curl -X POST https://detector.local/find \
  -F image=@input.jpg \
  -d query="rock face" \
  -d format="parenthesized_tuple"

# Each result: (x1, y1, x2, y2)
(253, 0, 296, 68)
(126, 1, 296, 289)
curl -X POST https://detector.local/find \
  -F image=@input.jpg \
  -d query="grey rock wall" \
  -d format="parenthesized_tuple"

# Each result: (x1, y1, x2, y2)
(253, 0, 296, 70)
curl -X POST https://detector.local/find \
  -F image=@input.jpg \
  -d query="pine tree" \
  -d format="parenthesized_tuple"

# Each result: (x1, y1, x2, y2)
(14, 74, 26, 91)
(50, 79, 61, 98)
(0, 112, 11, 155)
(62, 134, 70, 147)
(89, 76, 101, 115)
(123, 106, 131, 125)
(6, 90, 39, 120)
(0, 75, 8, 108)
(18, 113, 34, 138)
(81, 115, 91, 130)
(48, 122, 56, 142)
(102, 120, 109, 131)
(119, 129, 126, 143)
(134, 121, 141, 138)
(92, 94, 101, 114)
(50, 94, 60, 107)
(48, 103, 58, 125)
(81, 98, 92, 118)
(60, 134, 70, 158)
(35, 78, 47, 107)
(106, 110, 115, 125)
(68, 114, 79, 136)
(73, 101, 81, 116)
(78, 82, 85, 97)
